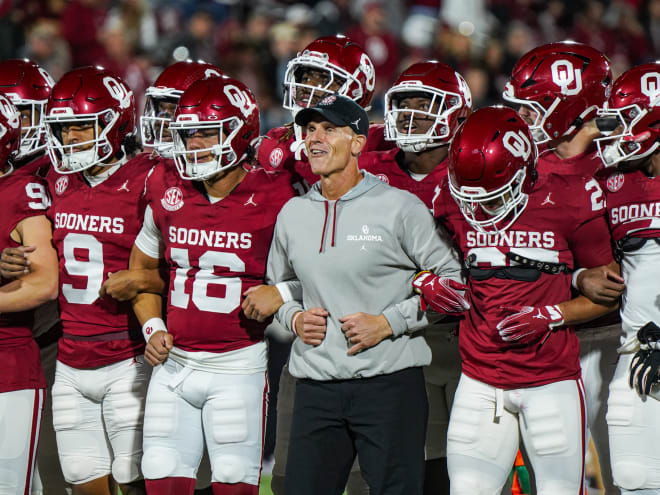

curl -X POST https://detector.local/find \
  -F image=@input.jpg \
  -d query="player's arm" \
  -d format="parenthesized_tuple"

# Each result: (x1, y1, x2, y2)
(573, 260, 624, 306)
(130, 205, 172, 365)
(130, 245, 171, 366)
(98, 265, 166, 301)
(0, 215, 58, 312)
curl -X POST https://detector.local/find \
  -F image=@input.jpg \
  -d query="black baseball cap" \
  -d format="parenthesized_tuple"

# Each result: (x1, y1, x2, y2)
(295, 94, 369, 137)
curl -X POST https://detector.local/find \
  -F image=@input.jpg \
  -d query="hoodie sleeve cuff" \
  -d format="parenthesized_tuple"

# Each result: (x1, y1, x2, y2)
(382, 306, 408, 337)
(277, 301, 305, 335)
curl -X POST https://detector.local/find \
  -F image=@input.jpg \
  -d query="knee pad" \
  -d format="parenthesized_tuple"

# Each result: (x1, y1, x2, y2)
(211, 455, 247, 484)
(112, 455, 142, 484)
(612, 461, 649, 491)
(59, 455, 103, 484)
(142, 448, 178, 480)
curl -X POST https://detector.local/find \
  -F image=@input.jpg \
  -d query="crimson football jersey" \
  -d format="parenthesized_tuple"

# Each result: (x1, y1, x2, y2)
(433, 172, 613, 388)
(146, 165, 296, 353)
(537, 145, 604, 180)
(598, 168, 660, 349)
(358, 148, 448, 209)
(0, 168, 49, 392)
(48, 153, 159, 368)
(257, 123, 393, 193)
(17, 154, 53, 179)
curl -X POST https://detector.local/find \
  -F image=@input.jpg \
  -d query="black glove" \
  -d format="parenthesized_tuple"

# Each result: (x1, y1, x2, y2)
(629, 322, 660, 397)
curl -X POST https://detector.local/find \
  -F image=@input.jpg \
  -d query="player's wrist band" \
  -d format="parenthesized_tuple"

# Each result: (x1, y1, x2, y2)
(142, 317, 167, 343)
(291, 311, 303, 336)
(571, 268, 586, 290)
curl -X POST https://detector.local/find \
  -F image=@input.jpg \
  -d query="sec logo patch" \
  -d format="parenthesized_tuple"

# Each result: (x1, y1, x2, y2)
(269, 147, 284, 168)
(161, 187, 184, 211)
(606, 173, 624, 193)
(54, 176, 69, 195)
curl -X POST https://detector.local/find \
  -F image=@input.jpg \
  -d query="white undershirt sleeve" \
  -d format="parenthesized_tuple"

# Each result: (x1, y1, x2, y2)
(134, 205, 164, 259)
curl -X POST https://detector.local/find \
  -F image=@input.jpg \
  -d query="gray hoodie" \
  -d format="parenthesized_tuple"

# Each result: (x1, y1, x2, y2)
(267, 172, 462, 380)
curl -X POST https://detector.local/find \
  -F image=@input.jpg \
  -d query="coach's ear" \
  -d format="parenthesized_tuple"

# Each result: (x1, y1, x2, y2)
(351, 133, 367, 157)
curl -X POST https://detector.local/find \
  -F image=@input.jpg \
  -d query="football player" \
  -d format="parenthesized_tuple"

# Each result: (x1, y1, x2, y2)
(0, 93, 58, 495)
(257, 34, 384, 190)
(0, 58, 67, 494)
(358, 60, 472, 494)
(503, 42, 620, 494)
(576, 62, 660, 495)
(140, 60, 222, 159)
(129, 75, 295, 495)
(432, 106, 616, 495)
(42, 66, 163, 495)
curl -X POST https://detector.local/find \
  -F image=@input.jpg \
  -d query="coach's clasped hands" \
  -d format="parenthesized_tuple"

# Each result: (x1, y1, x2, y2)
(291, 308, 393, 355)
(412, 271, 470, 314)
(496, 305, 564, 346)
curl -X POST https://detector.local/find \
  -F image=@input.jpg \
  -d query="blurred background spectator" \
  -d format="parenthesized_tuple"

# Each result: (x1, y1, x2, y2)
(2, 0, 657, 131)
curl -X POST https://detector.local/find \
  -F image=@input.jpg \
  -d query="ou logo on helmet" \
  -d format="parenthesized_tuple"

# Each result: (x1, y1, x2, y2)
(640, 72, 660, 103)
(360, 54, 376, 92)
(0, 98, 19, 129)
(103, 77, 133, 109)
(224, 85, 256, 119)
(551, 60, 583, 96)
(503, 130, 532, 161)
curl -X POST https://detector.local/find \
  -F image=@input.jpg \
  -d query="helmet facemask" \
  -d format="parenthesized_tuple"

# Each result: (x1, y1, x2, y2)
(141, 87, 182, 158)
(449, 168, 528, 233)
(46, 109, 120, 173)
(171, 117, 244, 180)
(283, 52, 358, 115)
(385, 85, 463, 152)
(595, 104, 658, 167)
(13, 100, 48, 159)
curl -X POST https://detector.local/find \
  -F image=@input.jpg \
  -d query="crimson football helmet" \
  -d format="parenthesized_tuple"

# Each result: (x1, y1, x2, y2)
(449, 106, 537, 233)
(384, 61, 472, 152)
(45, 66, 136, 174)
(0, 93, 22, 172)
(0, 59, 54, 160)
(595, 63, 660, 167)
(283, 35, 375, 114)
(170, 76, 259, 180)
(141, 60, 222, 157)
(503, 42, 612, 144)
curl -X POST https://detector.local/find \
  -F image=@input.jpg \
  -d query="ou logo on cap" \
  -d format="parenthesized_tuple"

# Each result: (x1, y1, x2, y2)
(641, 73, 660, 103)
(503, 130, 532, 161)
(551, 60, 583, 96)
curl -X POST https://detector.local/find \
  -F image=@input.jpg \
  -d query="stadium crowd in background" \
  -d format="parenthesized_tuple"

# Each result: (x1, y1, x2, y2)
(2, 0, 660, 129)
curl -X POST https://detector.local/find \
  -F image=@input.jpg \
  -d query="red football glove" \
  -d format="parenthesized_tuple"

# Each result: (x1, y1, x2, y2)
(496, 305, 564, 345)
(412, 271, 470, 314)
